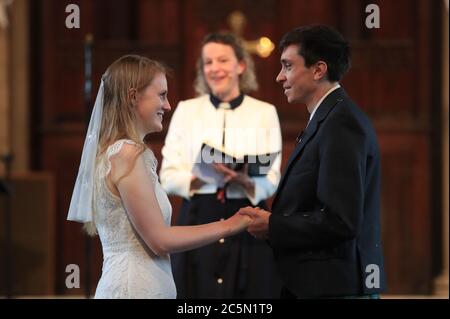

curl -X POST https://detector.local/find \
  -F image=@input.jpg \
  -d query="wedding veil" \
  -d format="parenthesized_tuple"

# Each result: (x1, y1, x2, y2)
(67, 79, 104, 223)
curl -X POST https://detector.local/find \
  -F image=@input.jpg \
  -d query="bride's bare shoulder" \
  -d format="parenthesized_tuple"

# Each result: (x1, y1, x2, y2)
(107, 140, 145, 183)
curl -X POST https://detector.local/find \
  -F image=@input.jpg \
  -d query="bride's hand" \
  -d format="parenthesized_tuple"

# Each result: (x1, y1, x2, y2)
(225, 212, 253, 236)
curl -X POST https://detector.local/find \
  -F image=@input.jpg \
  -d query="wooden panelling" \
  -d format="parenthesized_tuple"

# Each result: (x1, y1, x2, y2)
(0, 173, 56, 295)
(379, 133, 432, 293)
(367, 0, 417, 39)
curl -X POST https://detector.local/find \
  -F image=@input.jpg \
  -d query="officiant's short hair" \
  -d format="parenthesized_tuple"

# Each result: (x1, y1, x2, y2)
(194, 32, 258, 95)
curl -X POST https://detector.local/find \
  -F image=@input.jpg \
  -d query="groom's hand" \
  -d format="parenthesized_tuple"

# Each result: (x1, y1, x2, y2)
(238, 206, 271, 240)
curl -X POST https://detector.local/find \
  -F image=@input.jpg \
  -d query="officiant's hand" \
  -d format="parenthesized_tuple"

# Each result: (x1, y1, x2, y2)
(238, 206, 271, 240)
(190, 175, 206, 192)
(212, 164, 255, 196)
(212, 163, 239, 183)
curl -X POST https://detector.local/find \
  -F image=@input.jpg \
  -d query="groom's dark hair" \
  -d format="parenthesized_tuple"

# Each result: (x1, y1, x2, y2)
(279, 25, 351, 82)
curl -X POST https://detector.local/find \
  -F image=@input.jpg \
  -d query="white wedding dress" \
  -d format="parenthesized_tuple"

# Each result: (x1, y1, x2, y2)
(93, 139, 176, 299)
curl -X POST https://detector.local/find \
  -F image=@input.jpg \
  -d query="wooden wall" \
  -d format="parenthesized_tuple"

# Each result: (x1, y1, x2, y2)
(0, 173, 56, 295)
(29, 0, 443, 295)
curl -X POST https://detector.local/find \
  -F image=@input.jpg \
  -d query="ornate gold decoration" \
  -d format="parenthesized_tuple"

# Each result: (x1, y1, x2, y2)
(227, 10, 274, 58)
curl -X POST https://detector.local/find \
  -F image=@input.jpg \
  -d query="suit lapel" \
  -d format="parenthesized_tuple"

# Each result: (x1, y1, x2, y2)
(271, 88, 347, 211)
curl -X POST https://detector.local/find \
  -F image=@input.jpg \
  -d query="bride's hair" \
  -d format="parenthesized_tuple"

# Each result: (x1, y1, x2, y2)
(98, 54, 167, 155)
(84, 54, 167, 235)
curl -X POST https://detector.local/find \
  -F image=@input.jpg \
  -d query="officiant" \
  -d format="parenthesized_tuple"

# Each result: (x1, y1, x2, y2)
(160, 32, 282, 298)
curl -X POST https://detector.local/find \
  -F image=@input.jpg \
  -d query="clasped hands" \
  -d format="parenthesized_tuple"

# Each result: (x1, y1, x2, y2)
(191, 164, 267, 238)
(213, 163, 269, 239)
(237, 206, 271, 240)
(214, 163, 270, 239)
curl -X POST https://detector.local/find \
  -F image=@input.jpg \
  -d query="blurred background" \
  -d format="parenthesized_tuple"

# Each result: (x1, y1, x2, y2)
(0, 0, 448, 298)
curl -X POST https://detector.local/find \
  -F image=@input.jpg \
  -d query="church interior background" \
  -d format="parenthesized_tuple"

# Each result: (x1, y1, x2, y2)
(0, 0, 448, 298)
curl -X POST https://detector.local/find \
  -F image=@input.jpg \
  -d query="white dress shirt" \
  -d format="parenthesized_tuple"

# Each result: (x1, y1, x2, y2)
(308, 84, 341, 123)
(160, 94, 282, 206)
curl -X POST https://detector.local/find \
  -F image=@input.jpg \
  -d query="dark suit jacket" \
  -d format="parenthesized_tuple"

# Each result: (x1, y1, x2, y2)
(269, 87, 386, 298)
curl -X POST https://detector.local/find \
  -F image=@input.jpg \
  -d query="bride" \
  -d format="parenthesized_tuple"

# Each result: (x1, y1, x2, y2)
(67, 54, 251, 298)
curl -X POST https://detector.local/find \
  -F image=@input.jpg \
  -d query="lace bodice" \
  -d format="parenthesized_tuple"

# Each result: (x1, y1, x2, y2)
(93, 139, 176, 299)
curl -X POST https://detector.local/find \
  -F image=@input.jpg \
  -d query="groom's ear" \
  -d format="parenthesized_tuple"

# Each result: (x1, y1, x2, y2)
(313, 61, 328, 81)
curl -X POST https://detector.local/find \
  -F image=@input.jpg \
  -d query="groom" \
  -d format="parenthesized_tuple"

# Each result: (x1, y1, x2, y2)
(239, 25, 386, 298)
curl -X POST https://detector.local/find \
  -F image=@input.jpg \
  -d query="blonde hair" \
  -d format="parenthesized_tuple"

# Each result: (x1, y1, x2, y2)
(84, 54, 167, 236)
(194, 32, 258, 96)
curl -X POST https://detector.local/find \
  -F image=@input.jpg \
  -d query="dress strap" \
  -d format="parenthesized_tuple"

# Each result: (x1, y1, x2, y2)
(104, 139, 137, 177)
(102, 139, 159, 184)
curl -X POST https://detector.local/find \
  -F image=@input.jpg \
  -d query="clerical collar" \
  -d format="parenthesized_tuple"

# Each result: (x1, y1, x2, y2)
(209, 93, 244, 110)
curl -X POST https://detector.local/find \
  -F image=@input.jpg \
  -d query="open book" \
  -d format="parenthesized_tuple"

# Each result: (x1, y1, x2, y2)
(192, 143, 280, 186)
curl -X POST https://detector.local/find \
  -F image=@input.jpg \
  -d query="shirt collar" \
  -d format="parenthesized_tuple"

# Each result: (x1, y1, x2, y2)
(210, 93, 244, 110)
(309, 84, 341, 122)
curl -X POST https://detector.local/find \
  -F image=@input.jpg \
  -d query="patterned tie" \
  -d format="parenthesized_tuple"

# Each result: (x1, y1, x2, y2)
(296, 120, 310, 144)
(295, 130, 305, 144)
